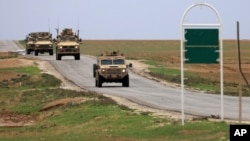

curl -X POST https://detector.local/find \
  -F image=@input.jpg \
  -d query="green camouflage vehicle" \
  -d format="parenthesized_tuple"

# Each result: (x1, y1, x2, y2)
(33, 32, 53, 56)
(93, 51, 132, 87)
(54, 28, 81, 60)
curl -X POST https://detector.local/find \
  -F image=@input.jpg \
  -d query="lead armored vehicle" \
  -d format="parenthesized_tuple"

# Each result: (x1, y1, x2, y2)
(93, 51, 131, 87)
(54, 28, 81, 60)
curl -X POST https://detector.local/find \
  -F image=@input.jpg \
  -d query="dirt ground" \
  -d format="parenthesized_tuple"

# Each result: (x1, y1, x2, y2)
(0, 57, 34, 81)
(0, 110, 36, 127)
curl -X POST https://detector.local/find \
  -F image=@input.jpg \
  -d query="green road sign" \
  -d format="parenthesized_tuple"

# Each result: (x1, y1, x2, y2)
(185, 29, 219, 64)
(185, 47, 219, 63)
(185, 29, 219, 46)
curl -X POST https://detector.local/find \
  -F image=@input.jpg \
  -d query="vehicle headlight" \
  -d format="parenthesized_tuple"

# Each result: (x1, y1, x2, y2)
(59, 46, 63, 49)
(75, 46, 78, 49)
(122, 69, 126, 73)
(101, 69, 105, 72)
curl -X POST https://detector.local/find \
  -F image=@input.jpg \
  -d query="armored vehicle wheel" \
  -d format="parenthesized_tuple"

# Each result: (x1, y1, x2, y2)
(122, 75, 129, 87)
(75, 54, 80, 60)
(49, 50, 53, 55)
(26, 49, 30, 55)
(93, 64, 97, 77)
(56, 54, 61, 60)
(34, 50, 38, 56)
(97, 74, 102, 87)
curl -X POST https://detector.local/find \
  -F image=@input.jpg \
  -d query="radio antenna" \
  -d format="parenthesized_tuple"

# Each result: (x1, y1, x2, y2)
(48, 18, 50, 32)
(77, 16, 80, 37)
(56, 17, 60, 36)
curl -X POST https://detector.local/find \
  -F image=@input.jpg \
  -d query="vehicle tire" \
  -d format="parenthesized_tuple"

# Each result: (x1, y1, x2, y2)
(56, 54, 61, 60)
(34, 50, 38, 56)
(75, 54, 80, 60)
(97, 74, 102, 88)
(26, 49, 30, 55)
(93, 64, 97, 77)
(122, 75, 129, 87)
(49, 50, 53, 55)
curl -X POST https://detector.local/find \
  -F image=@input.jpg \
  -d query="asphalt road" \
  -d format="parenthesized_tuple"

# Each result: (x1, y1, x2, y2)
(1, 40, 250, 121)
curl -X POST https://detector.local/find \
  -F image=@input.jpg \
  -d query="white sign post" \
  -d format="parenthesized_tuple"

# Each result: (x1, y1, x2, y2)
(180, 3, 223, 125)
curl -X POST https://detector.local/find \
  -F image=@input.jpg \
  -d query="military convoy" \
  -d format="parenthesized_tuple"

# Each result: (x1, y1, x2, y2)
(25, 28, 81, 60)
(93, 51, 131, 87)
(25, 30, 132, 88)
(54, 28, 81, 60)
(25, 32, 53, 56)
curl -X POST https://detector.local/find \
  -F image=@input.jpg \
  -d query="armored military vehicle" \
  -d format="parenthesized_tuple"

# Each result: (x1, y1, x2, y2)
(25, 32, 36, 54)
(25, 32, 53, 56)
(54, 28, 81, 60)
(33, 32, 53, 56)
(93, 51, 131, 87)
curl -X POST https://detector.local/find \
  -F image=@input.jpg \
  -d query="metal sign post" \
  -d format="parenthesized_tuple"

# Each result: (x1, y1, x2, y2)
(180, 3, 223, 125)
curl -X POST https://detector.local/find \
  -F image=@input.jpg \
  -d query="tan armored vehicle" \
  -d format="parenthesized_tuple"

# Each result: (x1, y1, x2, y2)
(33, 32, 53, 56)
(54, 28, 81, 60)
(25, 32, 36, 54)
(93, 51, 132, 87)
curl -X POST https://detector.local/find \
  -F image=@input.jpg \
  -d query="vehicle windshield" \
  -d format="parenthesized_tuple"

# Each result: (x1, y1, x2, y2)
(101, 59, 125, 65)
(37, 37, 50, 41)
(61, 36, 76, 41)
(101, 59, 112, 65)
(28, 38, 34, 41)
(113, 59, 125, 64)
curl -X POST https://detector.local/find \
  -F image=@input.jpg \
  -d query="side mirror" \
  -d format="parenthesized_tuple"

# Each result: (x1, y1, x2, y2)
(97, 65, 100, 69)
(53, 38, 57, 42)
(79, 38, 82, 42)
(127, 63, 132, 68)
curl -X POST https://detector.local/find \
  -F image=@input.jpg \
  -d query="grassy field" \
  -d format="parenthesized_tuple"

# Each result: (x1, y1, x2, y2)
(81, 40, 250, 96)
(0, 51, 231, 141)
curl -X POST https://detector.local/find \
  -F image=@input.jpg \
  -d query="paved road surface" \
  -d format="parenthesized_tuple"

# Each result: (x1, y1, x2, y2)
(1, 40, 250, 121)
(0, 40, 23, 52)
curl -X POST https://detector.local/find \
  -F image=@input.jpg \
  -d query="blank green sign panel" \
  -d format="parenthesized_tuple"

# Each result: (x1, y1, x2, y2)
(185, 29, 219, 64)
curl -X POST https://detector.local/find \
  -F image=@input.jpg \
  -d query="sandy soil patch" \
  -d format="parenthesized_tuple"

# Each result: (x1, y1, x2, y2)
(0, 111, 36, 127)
(0, 58, 34, 81)
(0, 72, 18, 81)
(41, 97, 94, 111)
(0, 58, 34, 69)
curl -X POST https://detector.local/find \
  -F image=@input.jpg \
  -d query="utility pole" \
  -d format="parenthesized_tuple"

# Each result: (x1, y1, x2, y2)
(237, 21, 242, 123)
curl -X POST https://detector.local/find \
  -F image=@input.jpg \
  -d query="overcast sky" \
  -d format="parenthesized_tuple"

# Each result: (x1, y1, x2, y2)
(0, 0, 249, 40)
